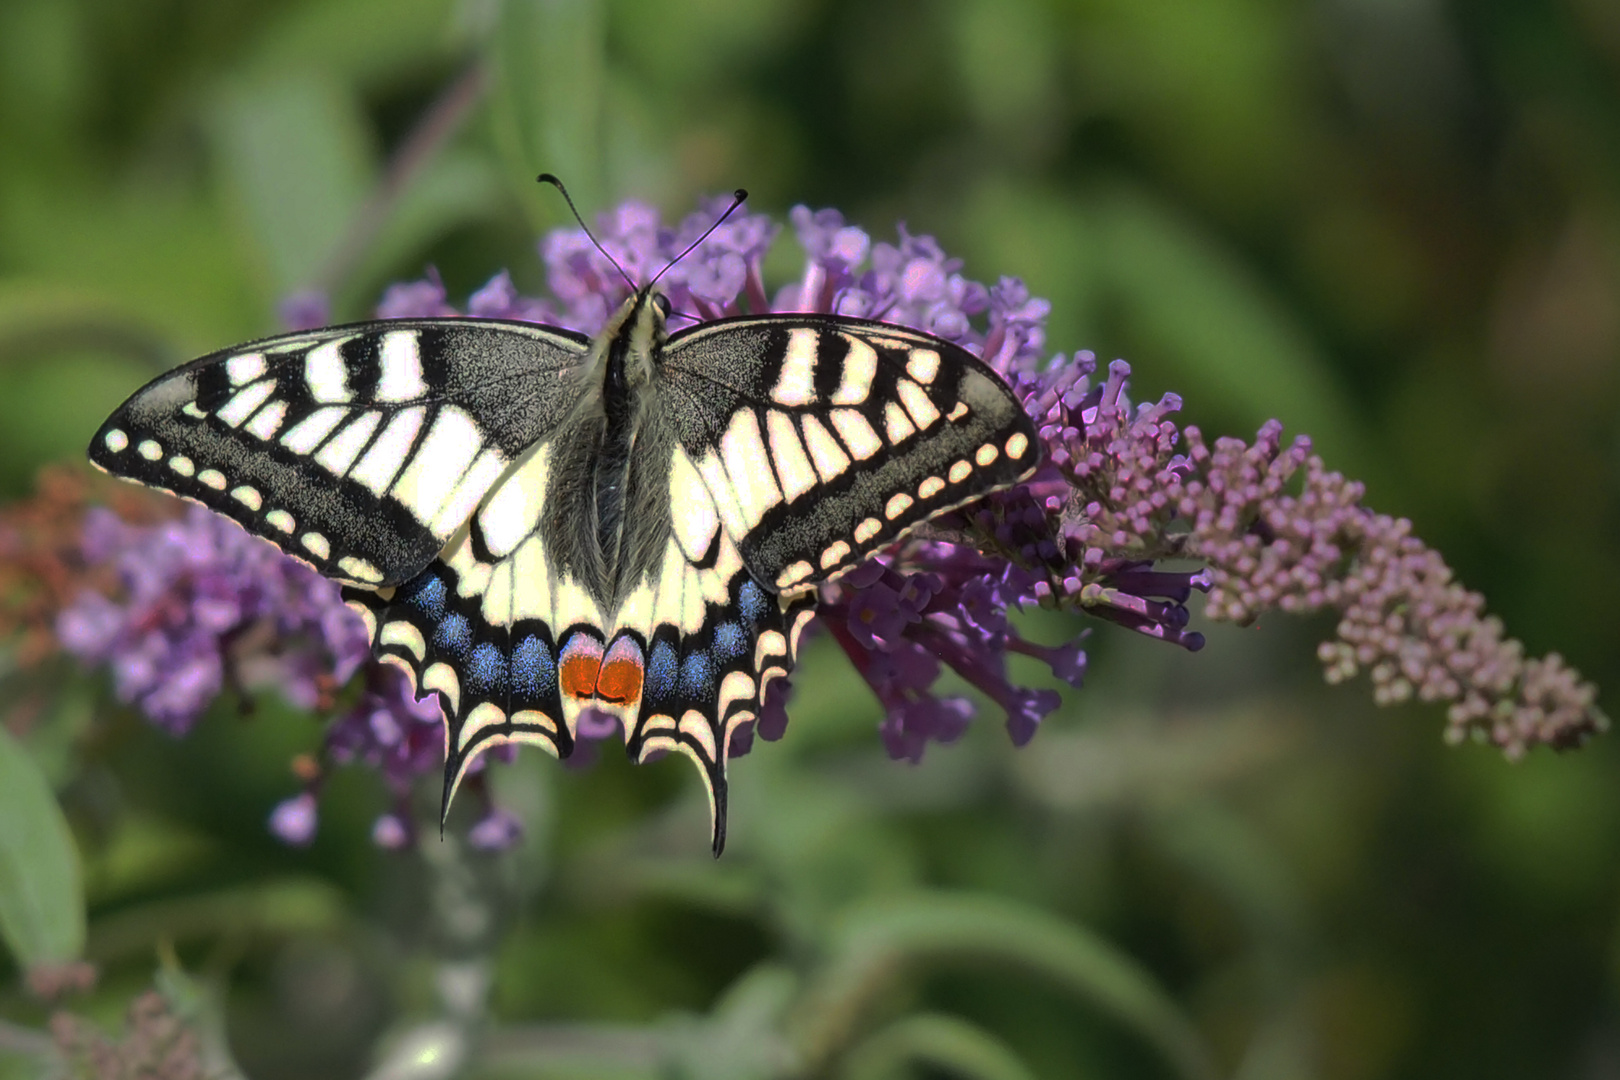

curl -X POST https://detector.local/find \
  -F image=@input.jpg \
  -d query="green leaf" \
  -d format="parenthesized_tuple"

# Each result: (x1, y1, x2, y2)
(0, 178, 263, 348)
(477, 1022, 665, 1076)
(335, 150, 509, 316)
(491, 0, 606, 216)
(210, 71, 376, 296)
(86, 878, 348, 964)
(959, 179, 1103, 361)
(949, 0, 1060, 135)
(0, 724, 84, 970)
(1068, 0, 1303, 210)
(795, 891, 1217, 1080)
(154, 961, 251, 1080)
(0, 1017, 53, 1065)
(667, 964, 798, 1080)
(843, 1013, 1045, 1080)
(241, 0, 461, 90)
(0, 283, 175, 491)
(1232, 1003, 1320, 1080)
(1093, 185, 1367, 470)
(0, 283, 169, 372)
(1149, 802, 1310, 972)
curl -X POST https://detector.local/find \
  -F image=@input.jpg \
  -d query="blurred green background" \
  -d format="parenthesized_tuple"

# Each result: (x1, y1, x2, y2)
(2, 0, 1620, 1077)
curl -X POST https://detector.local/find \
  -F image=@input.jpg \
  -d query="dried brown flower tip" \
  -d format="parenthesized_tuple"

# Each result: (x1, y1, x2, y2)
(51, 990, 203, 1080)
(0, 464, 173, 669)
(26, 960, 97, 1001)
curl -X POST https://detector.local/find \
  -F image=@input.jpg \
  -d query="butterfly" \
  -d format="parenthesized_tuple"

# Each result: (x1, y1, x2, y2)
(88, 192, 1040, 854)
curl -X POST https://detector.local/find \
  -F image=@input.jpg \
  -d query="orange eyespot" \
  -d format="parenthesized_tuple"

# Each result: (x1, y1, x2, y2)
(597, 636, 645, 705)
(559, 633, 605, 700)
(597, 657, 643, 704)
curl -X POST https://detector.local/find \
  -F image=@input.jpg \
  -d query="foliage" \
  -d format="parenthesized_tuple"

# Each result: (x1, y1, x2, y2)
(1, 0, 1619, 1078)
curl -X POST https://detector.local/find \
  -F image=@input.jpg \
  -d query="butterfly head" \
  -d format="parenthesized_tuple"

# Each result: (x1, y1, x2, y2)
(594, 285, 672, 393)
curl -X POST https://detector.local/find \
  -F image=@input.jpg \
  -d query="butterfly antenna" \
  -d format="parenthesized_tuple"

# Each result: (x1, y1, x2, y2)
(536, 173, 637, 292)
(649, 188, 749, 289)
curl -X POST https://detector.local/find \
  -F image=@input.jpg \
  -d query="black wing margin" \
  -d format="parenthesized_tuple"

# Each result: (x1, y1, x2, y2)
(659, 314, 1039, 592)
(89, 318, 589, 587)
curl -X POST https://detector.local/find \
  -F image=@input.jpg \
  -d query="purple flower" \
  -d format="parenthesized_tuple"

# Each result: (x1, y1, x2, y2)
(468, 271, 554, 323)
(376, 269, 458, 319)
(755, 677, 792, 742)
(984, 277, 1050, 370)
(279, 290, 331, 331)
(372, 813, 411, 850)
(325, 664, 444, 779)
(467, 808, 523, 852)
(881, 696, 975, 763)
(269, 792, 318, 846)
(780, 207, 871, 315)
(57, 506, 366, 735)
(52, 194, 1606, 850)
(1012, 633, 1090, 688)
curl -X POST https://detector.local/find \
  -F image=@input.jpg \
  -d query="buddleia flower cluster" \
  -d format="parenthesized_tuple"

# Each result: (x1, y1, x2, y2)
(28, 195, 1605, 849)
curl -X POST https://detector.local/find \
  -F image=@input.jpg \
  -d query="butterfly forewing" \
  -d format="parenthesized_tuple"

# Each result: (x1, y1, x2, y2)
(660, 316, 1039, 592)
(89, 319, 589, 586)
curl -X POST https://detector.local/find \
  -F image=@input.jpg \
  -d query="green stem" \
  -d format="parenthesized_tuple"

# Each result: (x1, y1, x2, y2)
(840, 1013, 1045, 1080)
(314, 60, 490, 298)
(476, 1022, 667, 1074)
(0, 1018, 53, 1058)
(791, 891, 1219, 1080)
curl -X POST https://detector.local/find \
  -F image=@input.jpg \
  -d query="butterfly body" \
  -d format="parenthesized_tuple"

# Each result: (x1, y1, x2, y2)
(91, 284, 1039, 853)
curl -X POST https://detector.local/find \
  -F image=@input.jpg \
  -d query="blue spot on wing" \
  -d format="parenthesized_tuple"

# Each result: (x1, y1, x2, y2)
(679, 652, 713, 699)
(405, 570, 448, 621)
(512, 635, 556, 699)
(433, 613, 472, 658)
(712, 621, 746, 663)
(466, 642, 507, 696)
(738, 579, 768, 624)
(646, 640, 679, 704)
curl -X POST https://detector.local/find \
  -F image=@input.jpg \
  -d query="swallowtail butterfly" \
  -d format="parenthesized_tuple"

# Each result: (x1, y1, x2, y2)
(89, 198, 1040, 854)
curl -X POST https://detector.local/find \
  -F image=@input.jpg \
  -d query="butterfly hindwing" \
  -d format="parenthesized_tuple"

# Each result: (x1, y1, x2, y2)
(344, 434, 609, 808)
(89, 318, 589, 587)
(342, 546, 577, 812)
(607, 446, 820, 852)
(345, 432, 816, 854)
(660, 316, 1039, 592)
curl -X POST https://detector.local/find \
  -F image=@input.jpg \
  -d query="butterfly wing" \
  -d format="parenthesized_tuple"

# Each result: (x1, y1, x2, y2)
(594, 436, 818, 855)
(89, 318, 591, 587)
(659, 315, 1040, 588)
(593, 315, 1041, 851)
(344, 411, 817, 856)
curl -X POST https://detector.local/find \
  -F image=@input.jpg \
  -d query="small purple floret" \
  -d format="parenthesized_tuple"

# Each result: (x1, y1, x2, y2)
(467, 808, 523, 852)
(279, 290, 331, 331)
(468, 271, 553, 323)
(371, 813, 411, 850)
(269, 792, 318, 847)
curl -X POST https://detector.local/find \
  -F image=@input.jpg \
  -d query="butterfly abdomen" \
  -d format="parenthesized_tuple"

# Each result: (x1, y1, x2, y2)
(594, 330, 645, 587)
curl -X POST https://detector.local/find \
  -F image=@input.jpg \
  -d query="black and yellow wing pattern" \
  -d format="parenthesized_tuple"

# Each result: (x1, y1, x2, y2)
(90, 291, 1038, 853)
